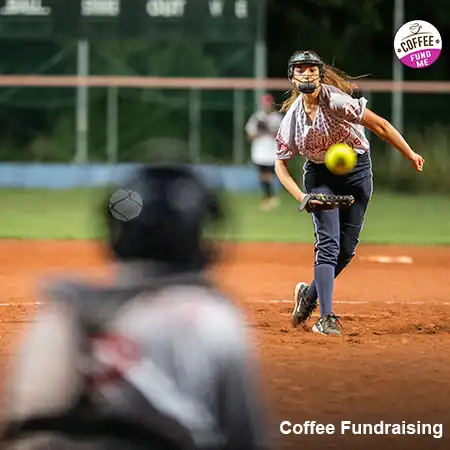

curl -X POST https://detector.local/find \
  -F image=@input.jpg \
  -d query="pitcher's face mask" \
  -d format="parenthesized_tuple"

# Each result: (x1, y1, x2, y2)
(287, 51, 324, 94)
(291, 65, 321, 94)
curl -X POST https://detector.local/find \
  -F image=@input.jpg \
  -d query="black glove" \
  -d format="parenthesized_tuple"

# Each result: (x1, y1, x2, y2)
(299, 193, 355, 214)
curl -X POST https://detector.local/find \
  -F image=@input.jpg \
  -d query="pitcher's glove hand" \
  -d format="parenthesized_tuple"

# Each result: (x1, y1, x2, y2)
(299, 193, 355, 213)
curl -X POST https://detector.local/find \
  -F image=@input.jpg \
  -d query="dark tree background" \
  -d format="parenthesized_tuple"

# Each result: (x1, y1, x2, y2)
(267, 0, 449, 81)
(0, 0, 448, 175)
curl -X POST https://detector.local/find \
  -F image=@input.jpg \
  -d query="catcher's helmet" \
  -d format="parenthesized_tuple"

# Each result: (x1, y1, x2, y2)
(104, 164, 224, 269)
(287, 50, 324, 80)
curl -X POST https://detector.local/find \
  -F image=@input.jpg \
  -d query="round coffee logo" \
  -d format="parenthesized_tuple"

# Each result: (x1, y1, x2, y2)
(394, 20, 442, 69)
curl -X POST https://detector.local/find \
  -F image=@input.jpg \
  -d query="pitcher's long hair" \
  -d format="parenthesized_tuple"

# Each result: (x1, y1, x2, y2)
(280, 50, 370, 113)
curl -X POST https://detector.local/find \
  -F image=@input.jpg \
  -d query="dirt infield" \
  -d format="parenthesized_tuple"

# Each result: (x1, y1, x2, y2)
(1, 240, 450, 449)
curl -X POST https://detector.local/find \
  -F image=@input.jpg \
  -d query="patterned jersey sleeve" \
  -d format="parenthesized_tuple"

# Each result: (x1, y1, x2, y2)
(323, 85, 368, 124)
(275, 99, 300, 160)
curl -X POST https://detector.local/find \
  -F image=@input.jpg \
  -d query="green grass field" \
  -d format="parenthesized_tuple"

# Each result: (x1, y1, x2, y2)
(1, 188, 449, 245)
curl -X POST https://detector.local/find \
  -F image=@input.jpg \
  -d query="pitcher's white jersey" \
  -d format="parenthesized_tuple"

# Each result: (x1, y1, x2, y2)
(276, 84, 370, 164)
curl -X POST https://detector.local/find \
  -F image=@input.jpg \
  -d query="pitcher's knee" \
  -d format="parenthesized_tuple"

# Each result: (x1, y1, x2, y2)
(314, 238, 339, 267)
(338, 236, 360, 268)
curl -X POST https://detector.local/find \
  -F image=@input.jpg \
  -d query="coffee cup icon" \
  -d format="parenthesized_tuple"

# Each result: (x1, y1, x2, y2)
(409, 23, 422, 34)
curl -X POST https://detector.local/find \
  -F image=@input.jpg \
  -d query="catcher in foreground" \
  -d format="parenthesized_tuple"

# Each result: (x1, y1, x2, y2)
(1, 165, 270, 450)
(274, 50, 424, 336)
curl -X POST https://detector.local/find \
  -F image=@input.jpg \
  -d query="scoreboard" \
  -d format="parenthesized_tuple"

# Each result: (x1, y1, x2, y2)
(0, 0, 262, 41)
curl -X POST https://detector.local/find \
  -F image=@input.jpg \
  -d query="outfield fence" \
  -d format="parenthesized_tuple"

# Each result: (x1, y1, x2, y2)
(0, 75, 449, 191)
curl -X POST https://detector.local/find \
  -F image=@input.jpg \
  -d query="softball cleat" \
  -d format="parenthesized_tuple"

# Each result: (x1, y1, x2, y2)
(312, 313, 344, 336)
(292, 282, 317, 327)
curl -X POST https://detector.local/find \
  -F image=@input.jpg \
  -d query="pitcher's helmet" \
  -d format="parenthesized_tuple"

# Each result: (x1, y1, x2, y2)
(287, 50, 324, 80)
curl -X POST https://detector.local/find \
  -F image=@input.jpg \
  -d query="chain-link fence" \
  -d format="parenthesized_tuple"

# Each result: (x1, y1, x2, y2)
(1, 69, 449, 192)
(0, 38, 260, 163)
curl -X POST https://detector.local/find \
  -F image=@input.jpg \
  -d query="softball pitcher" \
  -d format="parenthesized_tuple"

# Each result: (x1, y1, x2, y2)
(1, 165, 269, 450)
(275, 50, 424, 337)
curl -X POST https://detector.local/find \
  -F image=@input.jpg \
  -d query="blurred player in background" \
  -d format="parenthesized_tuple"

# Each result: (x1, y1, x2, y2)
(245, 94, 283, 211)
(1, 164, 270, 450)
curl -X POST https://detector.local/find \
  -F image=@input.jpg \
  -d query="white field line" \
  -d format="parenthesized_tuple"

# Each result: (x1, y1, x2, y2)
(0, 302, 43, 307)
(251, 300, 450, 306)
(0, 300, 448, 325)
(0, 300, 449, 308)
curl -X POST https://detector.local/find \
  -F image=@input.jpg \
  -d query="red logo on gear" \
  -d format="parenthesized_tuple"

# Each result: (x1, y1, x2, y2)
(88, 332, 141, 387)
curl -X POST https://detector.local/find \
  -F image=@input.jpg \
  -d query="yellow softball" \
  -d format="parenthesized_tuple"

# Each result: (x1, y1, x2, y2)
(324, 143, 357, 175)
